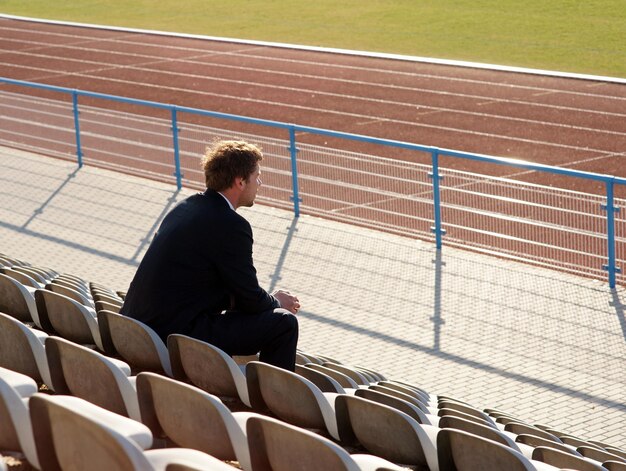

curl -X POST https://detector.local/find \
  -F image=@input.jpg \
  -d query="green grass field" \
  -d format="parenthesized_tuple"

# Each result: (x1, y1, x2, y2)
(1, 0, 624, 78)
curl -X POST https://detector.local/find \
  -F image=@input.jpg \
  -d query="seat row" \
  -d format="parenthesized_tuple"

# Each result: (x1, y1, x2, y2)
(1, 309, 625, 471)
(1, 252, 626, 470)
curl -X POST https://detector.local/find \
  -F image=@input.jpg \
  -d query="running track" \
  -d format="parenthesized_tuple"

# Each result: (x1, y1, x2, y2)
(0, 17, 625, 197)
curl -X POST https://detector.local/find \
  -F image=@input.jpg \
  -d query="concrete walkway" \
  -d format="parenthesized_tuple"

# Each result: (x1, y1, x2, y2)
(1, 146, 624, 448)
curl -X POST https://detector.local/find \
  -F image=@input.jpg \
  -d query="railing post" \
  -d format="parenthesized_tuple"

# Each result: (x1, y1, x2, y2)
(288, 126, 301, 217)
(429, 148, 445, 249)
(71, 90, 83, 168)
(170, 107, 183, 190)
(602, 179, 621, 288)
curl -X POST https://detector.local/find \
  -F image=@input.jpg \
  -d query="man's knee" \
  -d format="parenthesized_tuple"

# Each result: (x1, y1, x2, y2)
(274, 308, 299, 334)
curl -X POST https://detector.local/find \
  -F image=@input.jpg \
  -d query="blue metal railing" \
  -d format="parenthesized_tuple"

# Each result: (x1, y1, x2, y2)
(1, 76, 624, 287)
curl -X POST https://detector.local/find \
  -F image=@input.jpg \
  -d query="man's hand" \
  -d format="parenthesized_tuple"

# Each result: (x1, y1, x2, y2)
(272, 289, 301, 314)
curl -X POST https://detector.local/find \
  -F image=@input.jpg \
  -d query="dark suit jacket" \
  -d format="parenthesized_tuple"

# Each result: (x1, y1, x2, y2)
(120, 189, 279, 340)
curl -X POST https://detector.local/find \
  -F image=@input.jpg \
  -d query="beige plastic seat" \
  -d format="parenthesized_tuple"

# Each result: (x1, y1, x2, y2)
(47, 282, 95, 308)
(437, 428, 559, 471)
(0, 267, 43, 289)
(368, 384, 435, 414)
(321, 362, 372, 386)
(295, 365, 346, 393)
(0, 273, 42, 326)
(438, 400, 497, 426)
(246, 360, 342, 440)
(376, 381, 436, 407)
(335, 394, 439, 470)
(578, 446, 626, 465)
(354, 388, 439, 426)
(168, 334, 251, 407)
(45, 336, 140, 420)
(246, 414, 406, 471)
(504, 422, 563, 443)
(304, 363, 360, 389)
(604, 461, 626, 471)
(29, 393, 238, 471)
(532, 446, 607, 471)
(137, 372, 261, 471)
(515, 433, 583, 456)
(439, 416, 533, 458)
(99, 311, 172, 376)
(0, 367, 40, 469)
(35, 288, 105, 350)
(0, 312, 55, 389)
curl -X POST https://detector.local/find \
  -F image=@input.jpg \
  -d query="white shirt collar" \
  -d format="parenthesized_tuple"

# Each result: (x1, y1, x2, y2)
(217, 192, 235, 210)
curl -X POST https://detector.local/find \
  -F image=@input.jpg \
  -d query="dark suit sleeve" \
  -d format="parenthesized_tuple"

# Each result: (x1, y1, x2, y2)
(213, 214, 279, 314)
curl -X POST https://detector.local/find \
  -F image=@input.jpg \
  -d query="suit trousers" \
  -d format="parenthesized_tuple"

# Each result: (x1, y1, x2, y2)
(190, 308, 299, 371)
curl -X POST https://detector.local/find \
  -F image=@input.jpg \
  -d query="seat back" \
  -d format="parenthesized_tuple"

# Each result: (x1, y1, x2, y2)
(136, 372, 239, 463)
(0, 312, 53, 388)
(247, 415, 357, 471)
(354, 388, 430, 424)
(439, 415, 516, 449)
(0, 367, 39, 468)
(35, 289, 102, 349)
(47, 283, 93, 307)
(168, 334, 240, 399)
(437, 428, 534, 471)
(532, 446, 606, 471)
(45, 336, 138, 419)
(335, 394, 430, 466)
(294, 365, 344, 393)
(246, 361, 326, 431)
(0, 273, 36, 323)
(100, 311, 171, 376)
(29, 394, 152, 471)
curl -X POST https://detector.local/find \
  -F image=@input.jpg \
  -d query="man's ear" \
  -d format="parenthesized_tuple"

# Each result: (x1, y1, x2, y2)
(234, 176, 245, 189)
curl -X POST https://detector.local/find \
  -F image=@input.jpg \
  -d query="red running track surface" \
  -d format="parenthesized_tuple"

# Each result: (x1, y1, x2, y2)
(0, 17, 625, 197)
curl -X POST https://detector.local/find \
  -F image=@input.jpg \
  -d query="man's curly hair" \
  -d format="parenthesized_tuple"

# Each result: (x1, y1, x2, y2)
(202, 140, 263, 191)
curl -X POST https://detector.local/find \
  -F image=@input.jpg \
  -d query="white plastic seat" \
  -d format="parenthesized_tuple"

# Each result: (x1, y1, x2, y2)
(0, 367, 41, 469)
(35, 289, 105, 350)
(0, 273, 42, 326)
(45, 336, 140, 420)
(99, 311, 172, 376)
(29, 393, 238, 471)
(247, 414, 407, 470)
(246, 361, 342, 440)
(0, 312, 55, 389)
(137, 372, 260, 471)
(168, 334, 251, 407)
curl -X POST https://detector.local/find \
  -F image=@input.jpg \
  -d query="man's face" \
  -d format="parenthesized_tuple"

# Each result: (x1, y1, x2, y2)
(239, 165, 261, 208)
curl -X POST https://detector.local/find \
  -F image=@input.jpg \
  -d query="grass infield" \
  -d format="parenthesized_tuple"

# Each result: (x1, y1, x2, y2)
(1, 0, 624, 78)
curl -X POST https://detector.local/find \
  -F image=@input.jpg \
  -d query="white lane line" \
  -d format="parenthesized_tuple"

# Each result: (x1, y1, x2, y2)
(2, 62, 620, 157)
(2, 49, 626, 128)
(1, 29, 625, 103)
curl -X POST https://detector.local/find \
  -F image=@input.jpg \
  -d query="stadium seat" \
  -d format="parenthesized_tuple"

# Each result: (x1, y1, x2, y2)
(246, 414, 406, 471)
(368, 384, 436, 414)
(604, 461, 626, 471)
(437, 428, 559, 471)
(0, 267, 43, 289)
(137, 372, 259, 471)
(35, 289, 105, 350)
(45, 336, 140, 420)
(504, 422, 564, 443)
(29, 393, 236, 471)
(577, 446, 626, 465)
(0, 273, 42, 326)
(295, 364, 347, 393)
(304, 363, 360, 389)
(531, 446, 606, 471)
(354, 387, 439, 426)
(168, 334, 252, 407)
(98, 311, 172, 376)
(246, 360, 342, 441)
(0, 367, 41, 469)
(0, 312, 55, 389)
(47, 282, 95, 308)
(334, 394, 439, 470)
(515, 434, 583, 456)
(321, 362, 372, 386)
(438, 415, 533, 458)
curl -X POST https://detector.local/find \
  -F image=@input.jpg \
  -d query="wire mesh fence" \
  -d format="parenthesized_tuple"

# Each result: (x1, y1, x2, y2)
(1, 84, 624, 286)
